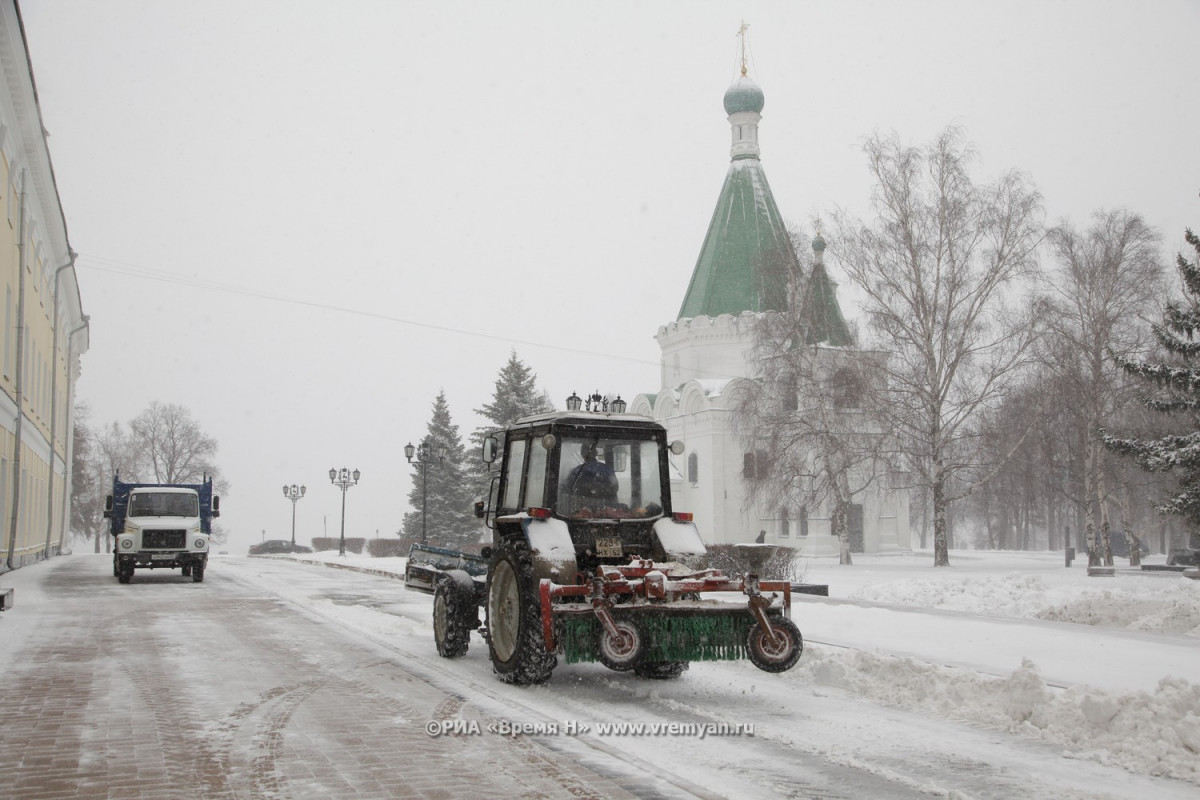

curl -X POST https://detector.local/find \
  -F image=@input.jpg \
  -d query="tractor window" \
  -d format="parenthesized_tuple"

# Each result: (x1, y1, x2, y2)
(558, 435, 664, 519)
(501, 438, 527, 512)
(525, 435, 547, 509)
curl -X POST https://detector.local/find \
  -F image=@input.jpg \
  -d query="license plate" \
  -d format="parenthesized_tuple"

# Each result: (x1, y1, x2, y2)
(150, 553, 175, 560)
(595, 537, 623, 558)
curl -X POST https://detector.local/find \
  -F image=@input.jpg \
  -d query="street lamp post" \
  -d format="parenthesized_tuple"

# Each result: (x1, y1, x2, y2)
(328, 467, 360, 557)
(282, 484, 306, 551)
(404, 439, 447, 544)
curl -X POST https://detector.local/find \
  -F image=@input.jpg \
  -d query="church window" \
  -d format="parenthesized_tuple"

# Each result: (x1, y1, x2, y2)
(781, 373, 798, 411)
(687, 451, 698, 485)
(832, 367, 864, 410)
(780, 507, 789, 537)
(798, 505, 809, 537)
(743, 450, 769, 480)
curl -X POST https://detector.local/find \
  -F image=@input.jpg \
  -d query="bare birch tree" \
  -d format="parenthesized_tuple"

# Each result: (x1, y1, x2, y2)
(128, 401, 220, 485)
(738, 315, 893, 565)
(1044, 210, 1163, 566)
(832, 127, 1044, 566)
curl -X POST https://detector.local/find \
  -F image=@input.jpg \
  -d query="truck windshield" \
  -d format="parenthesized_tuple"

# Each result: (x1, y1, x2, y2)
(129, 493, 199, 517)
(558, 435, 665, 519)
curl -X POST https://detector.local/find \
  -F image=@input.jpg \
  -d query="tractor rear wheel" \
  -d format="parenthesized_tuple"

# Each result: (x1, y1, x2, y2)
(486, 540, 556, 685)
(433, 575, 476, 658)
(747, 617, 803, 673)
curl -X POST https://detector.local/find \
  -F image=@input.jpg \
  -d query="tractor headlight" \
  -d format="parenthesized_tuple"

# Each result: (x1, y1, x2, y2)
(120, 539, 133, 550)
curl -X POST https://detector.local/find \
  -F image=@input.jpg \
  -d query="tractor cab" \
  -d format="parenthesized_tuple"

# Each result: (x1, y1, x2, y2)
(480, 411, 688, 570)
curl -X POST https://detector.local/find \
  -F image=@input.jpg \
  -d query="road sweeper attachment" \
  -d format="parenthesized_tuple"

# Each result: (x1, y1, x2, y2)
(404, 408, 823, 684)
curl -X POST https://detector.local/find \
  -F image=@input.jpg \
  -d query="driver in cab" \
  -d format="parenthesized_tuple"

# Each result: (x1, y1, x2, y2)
(561, 441, 618, 512)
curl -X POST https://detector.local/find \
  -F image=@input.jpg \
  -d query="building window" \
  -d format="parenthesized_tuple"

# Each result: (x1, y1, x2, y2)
(832, 367, 864, 410)
(743, 451, 769, 480)
(780, 507, 790, 538)
(798, 506, 809, 537)
(687, 451, 698, 485)
(781, 374, 798, 412)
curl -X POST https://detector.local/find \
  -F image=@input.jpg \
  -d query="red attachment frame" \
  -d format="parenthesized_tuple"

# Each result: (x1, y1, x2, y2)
(537, 559, 792, 653)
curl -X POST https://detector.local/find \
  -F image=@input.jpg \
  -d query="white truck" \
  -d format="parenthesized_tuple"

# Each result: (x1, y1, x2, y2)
(105, 475, 219, 583)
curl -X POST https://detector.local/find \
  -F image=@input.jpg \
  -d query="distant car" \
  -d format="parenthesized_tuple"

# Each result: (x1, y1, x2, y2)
(249, 539, 312, 555)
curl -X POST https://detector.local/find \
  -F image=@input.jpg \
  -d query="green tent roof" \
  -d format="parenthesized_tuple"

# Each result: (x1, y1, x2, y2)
(677, 158, 795, 319)
(799, 257, 853, 347)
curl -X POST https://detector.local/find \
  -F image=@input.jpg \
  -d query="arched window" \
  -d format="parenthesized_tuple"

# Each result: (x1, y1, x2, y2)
(687, 451, 698, 485)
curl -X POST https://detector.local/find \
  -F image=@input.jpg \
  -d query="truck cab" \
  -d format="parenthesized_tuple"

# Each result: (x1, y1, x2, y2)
(105, 477, 219, 583)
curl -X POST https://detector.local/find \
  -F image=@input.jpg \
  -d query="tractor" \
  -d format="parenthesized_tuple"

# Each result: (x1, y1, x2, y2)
(405, 407, 822, 684)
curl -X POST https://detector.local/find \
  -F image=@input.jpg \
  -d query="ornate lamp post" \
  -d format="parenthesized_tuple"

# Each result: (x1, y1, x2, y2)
(282, 484, 306, 551)
(404, 439, 447, 544)
(328, 467, 360, 557)
(566, 390, 625, 413)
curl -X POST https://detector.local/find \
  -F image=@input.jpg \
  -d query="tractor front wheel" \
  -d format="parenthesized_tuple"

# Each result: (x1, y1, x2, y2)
(747, 617, 803, 673)
(486, 541, 556, 685)
(433, 575, 477, 658)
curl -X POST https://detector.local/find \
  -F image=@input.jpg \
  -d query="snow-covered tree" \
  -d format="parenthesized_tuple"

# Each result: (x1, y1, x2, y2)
(832, 126, 1045, 566)
(69, 403, 106, 551)
(403, 390, 479, 548)
(1045, 210, 1163, 566)
(738, 229, 895, 565)
(75, 402, 228, 546)
(474, 350, 554, 431)
(1104, 228, 1200, 539)
(128, 401, 222, 486)
(468, 351, 554, 502)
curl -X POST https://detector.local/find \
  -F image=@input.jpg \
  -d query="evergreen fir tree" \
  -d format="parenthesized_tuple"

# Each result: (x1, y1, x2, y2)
(1103, 228, 1200, 529)
(474, 350, 554, 430)
(402, 391, 480, 548)
(467, 351, 554, 503)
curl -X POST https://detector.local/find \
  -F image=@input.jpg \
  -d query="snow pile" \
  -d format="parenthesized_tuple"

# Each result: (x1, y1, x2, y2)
(798, 646, 1200, 783)
(281, 549, 1200, 784)
(849, 572, 1200, 636)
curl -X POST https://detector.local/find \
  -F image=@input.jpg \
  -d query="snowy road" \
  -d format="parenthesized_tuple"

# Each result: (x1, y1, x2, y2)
(1, 553, 1195, 799)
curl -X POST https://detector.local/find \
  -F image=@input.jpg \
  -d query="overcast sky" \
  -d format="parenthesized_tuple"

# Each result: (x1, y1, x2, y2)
(16, 0, 1200, 553)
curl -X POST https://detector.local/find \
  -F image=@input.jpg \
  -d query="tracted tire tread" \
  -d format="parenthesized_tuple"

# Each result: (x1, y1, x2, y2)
(633, 660, 689, 680)
(486, 539, 556, 685)
(433, 577, 476, 658)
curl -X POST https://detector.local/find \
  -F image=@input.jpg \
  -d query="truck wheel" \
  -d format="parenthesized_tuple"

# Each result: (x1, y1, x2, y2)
(633, 661, 689, 680)
(747, 617, 803, 673)
(486, 540, 556, 684)
(113, 555, 119, 577)
(117, 564, 133, 584)
(192, 564, 205, 583)
(181, 565, 192, 577)
(597, 619, 645, 672)
(433, 576, 476, 658)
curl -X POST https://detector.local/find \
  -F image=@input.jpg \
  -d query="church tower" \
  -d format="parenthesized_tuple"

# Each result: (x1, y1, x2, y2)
(632, 31, 909, 554)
